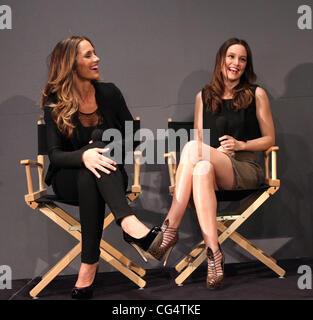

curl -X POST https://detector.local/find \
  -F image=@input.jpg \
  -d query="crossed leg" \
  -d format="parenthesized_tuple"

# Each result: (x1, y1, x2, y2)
(165, 140, 235, 251)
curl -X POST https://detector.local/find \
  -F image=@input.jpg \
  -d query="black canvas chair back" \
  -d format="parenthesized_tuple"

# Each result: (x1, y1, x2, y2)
(168, 120, 193, 163)
(37, 121, 47, 155)
(36, 119, 78, 206)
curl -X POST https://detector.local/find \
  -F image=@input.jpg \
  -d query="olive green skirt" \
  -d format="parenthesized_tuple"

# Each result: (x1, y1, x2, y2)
(227, 151, 264, 190)
(188, 151, 264, 209)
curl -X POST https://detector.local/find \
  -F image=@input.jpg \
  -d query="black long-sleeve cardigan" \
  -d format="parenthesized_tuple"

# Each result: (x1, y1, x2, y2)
(43, 81, 134, 186)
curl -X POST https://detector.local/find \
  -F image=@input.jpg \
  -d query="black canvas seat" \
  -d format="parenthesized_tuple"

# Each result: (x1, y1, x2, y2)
(215, 184, 269, 202)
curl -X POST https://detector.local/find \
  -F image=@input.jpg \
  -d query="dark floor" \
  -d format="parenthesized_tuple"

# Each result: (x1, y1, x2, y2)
(3, 258, 313, 302)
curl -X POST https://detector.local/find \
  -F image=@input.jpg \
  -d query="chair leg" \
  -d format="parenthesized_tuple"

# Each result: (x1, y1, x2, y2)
(99, 247, 146, 288)
(218, 191, 270, 243)
(174, 220, 286, 285)
(174, 226, 231, 286)
(101, 212, 146, 277)
(175, 248, 207, 285)
(100, 238, 146, 277)
(175, 241, 205, 273)
(34, 203, 146, 294)
(217, 222, 286, 277)
(30, 240, 146, 297)
(30, 243, 81, 298)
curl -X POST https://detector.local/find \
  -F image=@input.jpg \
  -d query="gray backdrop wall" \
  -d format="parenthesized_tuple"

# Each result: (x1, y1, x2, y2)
(1, 0, 312, 280)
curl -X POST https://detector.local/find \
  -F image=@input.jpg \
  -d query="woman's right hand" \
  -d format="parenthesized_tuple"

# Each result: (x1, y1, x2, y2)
(82, 148, 117, 178)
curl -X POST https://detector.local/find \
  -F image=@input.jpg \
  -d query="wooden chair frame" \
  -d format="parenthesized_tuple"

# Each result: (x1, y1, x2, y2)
(164, 119, 286, 286)
(21, 118, 146, 298)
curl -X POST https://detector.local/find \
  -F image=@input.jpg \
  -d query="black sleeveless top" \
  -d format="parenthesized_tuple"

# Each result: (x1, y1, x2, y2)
(202, 85, 261, 148)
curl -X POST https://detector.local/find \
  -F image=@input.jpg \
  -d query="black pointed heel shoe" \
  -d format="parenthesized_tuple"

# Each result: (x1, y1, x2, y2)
(123, 226, 163, 262)
(71, 266, 99, 300)
(71, 283, 94, 300)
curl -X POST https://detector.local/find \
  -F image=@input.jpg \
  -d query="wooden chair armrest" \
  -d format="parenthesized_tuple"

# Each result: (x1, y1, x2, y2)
(263, 145, 280, 186)
(20, 156, 45, 196)
(264, 146, 279, 157)
(20, 159, 43, 168)
(164, 151, 177, 193)
(131, 150, 142, 193)
(25, 190, 47, 203)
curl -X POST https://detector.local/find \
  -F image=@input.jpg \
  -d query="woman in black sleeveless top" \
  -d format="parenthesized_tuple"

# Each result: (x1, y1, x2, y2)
(41, 36, 162, 299)
(152, 38, 275, 288)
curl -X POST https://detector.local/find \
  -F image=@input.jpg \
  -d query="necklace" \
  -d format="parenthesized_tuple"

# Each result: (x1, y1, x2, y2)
(79, 84, 95, 102)
(78, 86, 97, 114)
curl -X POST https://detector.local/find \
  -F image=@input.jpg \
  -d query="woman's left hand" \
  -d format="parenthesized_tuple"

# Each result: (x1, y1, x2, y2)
(219, 135, 245, 153)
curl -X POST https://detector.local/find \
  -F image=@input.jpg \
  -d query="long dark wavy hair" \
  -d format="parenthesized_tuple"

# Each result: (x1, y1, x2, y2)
(203, 38, 257, 114)
(41, 36, 94, 138)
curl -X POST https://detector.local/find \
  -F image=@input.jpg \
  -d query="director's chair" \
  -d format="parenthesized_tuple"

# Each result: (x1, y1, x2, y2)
(20, 117, 146, 298)
(164, 119, 286, 286)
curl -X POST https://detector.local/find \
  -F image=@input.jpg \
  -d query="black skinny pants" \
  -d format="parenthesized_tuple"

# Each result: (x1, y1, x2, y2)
(52, 164, 133, 264)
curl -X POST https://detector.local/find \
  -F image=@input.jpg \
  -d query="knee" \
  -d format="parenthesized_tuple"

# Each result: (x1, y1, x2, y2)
(78, 167, 96, 186)
(181, 141, 214, 165)
(181, 140, 198, 155)
(180, 140, 201, 164)
(193, 160, 214, 177)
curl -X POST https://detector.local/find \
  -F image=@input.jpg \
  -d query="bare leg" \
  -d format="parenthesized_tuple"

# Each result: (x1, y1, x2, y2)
(165, 141, 234, 228)
(164, 143, 198, 228)
(151, 141, 201, 262)
(191, 145, 234, 288)
(154, 141, 234, 264)
(192, 161, 219, 251)
(192, 143, 234, 251)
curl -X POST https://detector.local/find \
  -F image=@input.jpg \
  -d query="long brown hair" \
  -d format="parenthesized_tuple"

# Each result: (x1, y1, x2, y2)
(41, 36, 94, 137)
(203, 38, 257, 114)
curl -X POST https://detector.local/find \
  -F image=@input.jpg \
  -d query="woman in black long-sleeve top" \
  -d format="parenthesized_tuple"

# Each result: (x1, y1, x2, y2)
(41, 36, 162, 299)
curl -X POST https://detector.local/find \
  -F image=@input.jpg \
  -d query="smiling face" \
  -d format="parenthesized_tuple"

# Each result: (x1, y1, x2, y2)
(75, 40, 100, 81)
(221, 44, 247, 84)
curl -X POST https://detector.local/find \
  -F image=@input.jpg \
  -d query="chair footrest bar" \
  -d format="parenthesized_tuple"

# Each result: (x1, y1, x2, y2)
(68, 225, 81, 232)
(217, 215, 239, 222)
